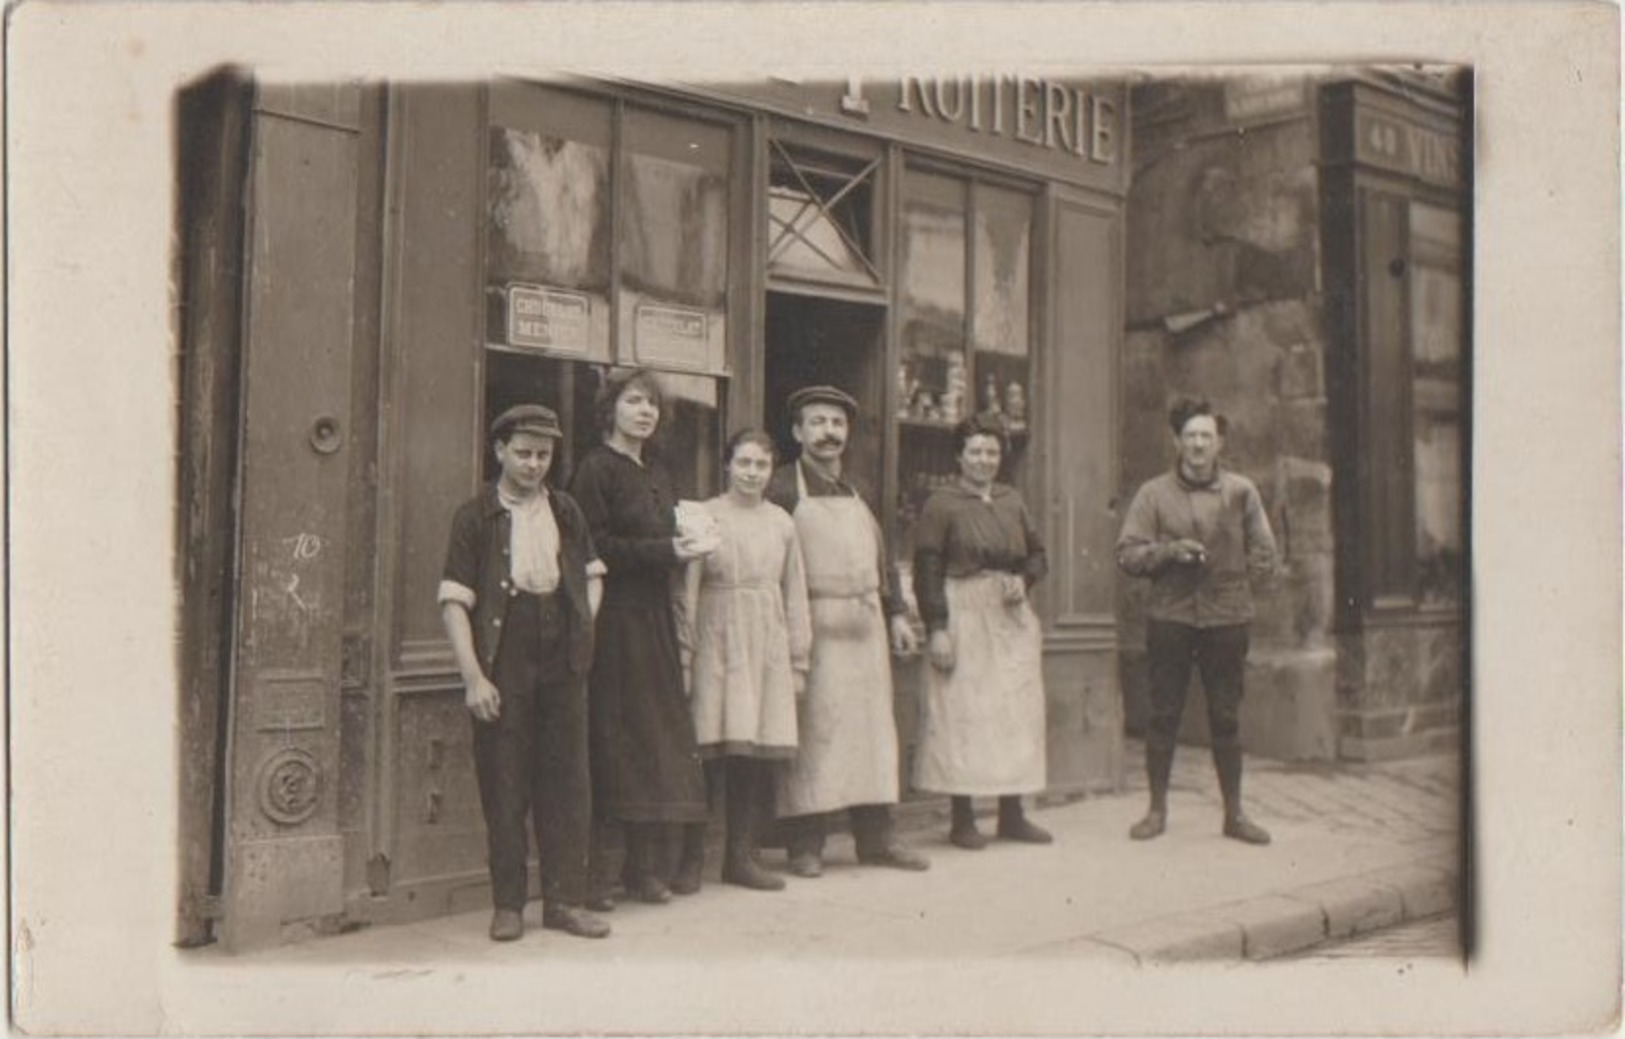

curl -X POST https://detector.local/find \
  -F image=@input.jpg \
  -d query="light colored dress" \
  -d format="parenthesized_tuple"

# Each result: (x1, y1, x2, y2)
(684, 495, 812, 759)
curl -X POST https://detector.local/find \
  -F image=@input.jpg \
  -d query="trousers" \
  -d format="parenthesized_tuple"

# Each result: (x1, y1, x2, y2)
(1144, 620, 1250, 803)
(474, 592, 592, 910)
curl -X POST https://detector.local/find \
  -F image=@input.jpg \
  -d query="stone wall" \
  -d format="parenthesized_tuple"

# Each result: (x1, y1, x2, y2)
(1119, 78, 1338, 760)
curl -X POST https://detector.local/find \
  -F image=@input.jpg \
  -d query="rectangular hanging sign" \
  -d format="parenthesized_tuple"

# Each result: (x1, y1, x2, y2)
(507, 284, 591, 355)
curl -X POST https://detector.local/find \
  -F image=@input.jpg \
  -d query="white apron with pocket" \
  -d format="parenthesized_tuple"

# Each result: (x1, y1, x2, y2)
(775, 465, 901, 817)
(912, 571, 1047, 795)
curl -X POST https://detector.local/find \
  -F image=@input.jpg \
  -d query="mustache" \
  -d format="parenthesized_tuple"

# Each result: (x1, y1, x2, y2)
(813, 436, 845, 448)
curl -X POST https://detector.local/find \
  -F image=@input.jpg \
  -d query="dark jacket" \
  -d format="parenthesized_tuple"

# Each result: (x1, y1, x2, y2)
(440, 483, 601, 675)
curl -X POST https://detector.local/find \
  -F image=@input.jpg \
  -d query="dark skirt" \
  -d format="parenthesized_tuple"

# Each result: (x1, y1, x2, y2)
(588, 595, 709, 823)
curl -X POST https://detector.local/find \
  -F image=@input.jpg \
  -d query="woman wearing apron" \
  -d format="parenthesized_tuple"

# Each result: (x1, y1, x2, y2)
(569, 368, 715, 905)
(912, 414, 1054, 849)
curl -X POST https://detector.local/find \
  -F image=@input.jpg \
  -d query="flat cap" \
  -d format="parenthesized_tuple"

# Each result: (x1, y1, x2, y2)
(786, 384, 860, 420)
(490, 403, 564, 441)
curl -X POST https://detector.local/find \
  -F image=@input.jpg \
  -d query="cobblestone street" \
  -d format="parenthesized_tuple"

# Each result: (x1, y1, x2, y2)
(1286, 912, 1462, 959)
(1126, 740, 1462, 847)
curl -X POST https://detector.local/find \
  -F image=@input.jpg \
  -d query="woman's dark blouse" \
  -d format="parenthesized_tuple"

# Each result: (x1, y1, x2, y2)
(912, 482, 1048, 632)
(568, 444, 681, 603)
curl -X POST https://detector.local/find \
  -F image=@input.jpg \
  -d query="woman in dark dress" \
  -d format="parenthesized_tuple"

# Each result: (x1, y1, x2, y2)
(569, 368, 715, 905)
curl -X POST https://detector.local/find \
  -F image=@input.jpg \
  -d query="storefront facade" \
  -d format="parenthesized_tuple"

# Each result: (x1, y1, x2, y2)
(176, 72, 1132, 949)
(1118, 71, 1470, 763)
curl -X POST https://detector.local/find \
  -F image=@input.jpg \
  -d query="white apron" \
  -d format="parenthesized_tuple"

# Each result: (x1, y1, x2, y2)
(776, 464, 901, 816)
(912, 571, 1047, 795)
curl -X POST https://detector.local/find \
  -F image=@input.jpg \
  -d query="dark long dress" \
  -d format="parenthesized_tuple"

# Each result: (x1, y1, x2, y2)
(569, 444, 708, 824)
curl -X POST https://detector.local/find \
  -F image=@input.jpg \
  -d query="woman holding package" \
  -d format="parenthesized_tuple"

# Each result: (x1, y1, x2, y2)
(912, 414, 1054, 849)
(569, 367, 715, 905)
(674, 430, 812, 892)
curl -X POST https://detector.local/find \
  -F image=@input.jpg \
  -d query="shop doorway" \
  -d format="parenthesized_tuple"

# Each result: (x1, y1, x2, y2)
(763, 292, 888, 495)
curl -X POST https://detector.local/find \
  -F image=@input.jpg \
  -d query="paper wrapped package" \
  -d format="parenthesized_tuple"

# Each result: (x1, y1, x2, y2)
(673, 499, 723, 554)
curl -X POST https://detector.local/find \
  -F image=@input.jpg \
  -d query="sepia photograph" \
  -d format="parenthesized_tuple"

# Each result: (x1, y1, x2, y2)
(170, 65, 1469, 958)
(8, 3, 1619, 1036)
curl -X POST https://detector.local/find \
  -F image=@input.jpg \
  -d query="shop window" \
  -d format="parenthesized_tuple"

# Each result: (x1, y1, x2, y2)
(767, 141, 882, 289)
(972, 184, 1034, 435)
(1359, 191, 1465, 611)
(485, 83, 613, 360)
(1408, 202, 1463, 607)
(895, 167, 1034, 567)
(619, 108, 731, 374)
(898, 170, 968, 428)
(479, 85, 733, 505)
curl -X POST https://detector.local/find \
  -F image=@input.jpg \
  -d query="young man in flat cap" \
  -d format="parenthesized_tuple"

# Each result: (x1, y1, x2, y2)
(764, 385, 931, 877)
(1116, 396, 1278, 846)
(439, 404, 612, 942)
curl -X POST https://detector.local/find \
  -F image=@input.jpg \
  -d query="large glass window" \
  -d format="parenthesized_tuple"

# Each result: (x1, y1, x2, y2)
(1358, 190, 1466, 611)
(485, 84, 613, 360)
(1408, 202, 1463, 607)
(895, 167, 1035, 565)
(619, 108, 731, 373)
(480, 84, 732, 501)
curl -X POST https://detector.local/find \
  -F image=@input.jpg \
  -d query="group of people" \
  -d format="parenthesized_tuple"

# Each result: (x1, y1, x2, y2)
(440, 366, 1278, 946)
(439, 370, 1056, 943)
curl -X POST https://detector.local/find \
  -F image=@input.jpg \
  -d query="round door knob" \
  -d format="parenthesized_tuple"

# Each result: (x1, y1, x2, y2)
(309, 415, 343, 455)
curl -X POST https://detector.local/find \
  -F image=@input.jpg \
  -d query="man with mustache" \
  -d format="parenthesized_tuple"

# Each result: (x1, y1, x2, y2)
(1117, 396, 1278, 846)
(765, 385, 931, 877)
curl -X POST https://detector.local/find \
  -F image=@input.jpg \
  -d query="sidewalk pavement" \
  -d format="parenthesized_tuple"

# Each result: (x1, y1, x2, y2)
(233, 741, 1462, 967)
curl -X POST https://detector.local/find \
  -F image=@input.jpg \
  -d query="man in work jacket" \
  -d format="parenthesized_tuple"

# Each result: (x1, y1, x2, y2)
(1116, 395, 1278, 846)
(765, 385, 931, 878)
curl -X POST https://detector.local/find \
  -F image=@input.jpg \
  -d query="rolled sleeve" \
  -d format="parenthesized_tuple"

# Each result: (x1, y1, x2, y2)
(440, 501, 483, 609)
(437, 579, 476, 610)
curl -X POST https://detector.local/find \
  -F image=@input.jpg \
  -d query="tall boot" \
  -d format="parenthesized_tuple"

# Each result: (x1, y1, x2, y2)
(623, 823, 673, 903)
(997, 795, 1053, 844)
(721, 760, 785, 890)
(949, 796, 987, 850)
(670, 822, 707, 895)
(1129, 743, 1173, 840)
(671, 759, 722, 894)
(586, 821, 617, 912)
(1214, 744, 1270, 845)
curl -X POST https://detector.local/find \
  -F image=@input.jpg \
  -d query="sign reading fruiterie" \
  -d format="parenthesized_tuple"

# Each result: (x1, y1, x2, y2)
(715, 76, 1128, 192)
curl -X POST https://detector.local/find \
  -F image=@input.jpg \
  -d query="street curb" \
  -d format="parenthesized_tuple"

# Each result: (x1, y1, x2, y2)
(1081, 857, 1460, 963)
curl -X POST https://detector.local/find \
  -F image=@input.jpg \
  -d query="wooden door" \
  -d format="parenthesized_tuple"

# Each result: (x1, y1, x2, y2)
(218, 84, 361, 948)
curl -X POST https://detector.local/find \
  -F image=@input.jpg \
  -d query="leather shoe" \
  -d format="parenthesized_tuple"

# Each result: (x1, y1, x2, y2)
(858, 845, 931, 871)
(541, 903, 611, 939)
(787, 852, 823, 878)
(997, 816, 1053, 844)
(488, 908, 524, 942)
(627, 875, 673, 904)
(949, 824, 988, 850)
(585, 894, 616, 913)
(722, 854, 787, 891)
(1129, 809, 1166, 841)
(1223, 814, 1272, 845)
